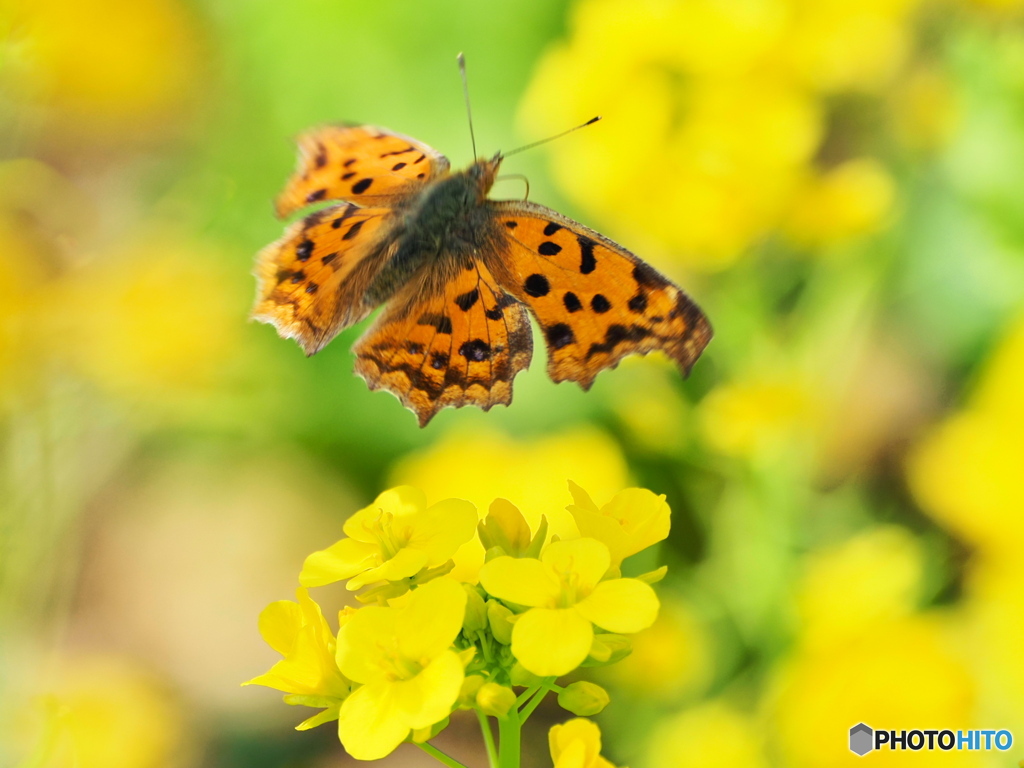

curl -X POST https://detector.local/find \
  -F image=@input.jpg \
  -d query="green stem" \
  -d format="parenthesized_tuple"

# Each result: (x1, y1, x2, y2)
(515, 685, 540, 708)
(416, 741, 471, 768)
(476, 710, 499, 768)
(497, 707, 522, 768)
(518, 686, 548, 723)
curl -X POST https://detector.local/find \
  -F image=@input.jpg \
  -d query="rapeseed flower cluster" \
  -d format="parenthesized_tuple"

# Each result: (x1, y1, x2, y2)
(248, 483, 672, 766)
(518, 0, 959, 268)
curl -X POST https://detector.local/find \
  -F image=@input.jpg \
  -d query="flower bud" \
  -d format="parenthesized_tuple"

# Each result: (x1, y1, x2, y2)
(487, 601, 514, 645)
(411, 716, 449, 742)
(510, 663, 543, 688)
(476, 682, 516, 718)
(462, 585, 488, 634)
(459, 674, 486, 708)
(557, 681, 610, 716)
(584, 633, 632, 666)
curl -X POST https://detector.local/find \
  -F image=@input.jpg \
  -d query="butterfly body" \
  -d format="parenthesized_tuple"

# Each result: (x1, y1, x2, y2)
(253, 124, 711, 426)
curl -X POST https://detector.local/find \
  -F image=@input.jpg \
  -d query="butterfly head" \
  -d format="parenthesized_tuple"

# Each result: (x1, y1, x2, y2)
(467, 152, 503, 198)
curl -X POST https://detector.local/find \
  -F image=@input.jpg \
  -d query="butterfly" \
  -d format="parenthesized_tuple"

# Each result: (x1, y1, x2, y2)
(252, 122, 712, 426)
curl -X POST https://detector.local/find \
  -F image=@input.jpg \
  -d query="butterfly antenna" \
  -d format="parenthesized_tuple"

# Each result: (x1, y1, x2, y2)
(457, 52, 478, 159)
(501, 116, 602, 158)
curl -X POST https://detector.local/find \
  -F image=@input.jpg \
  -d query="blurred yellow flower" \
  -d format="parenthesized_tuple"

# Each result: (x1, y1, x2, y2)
(335, 578, 467, 760)
(391, 427, 629, 580)
(244, 588, 352, 730)
(596, 597, 710, 701)
(565, 482, 670, 574)
(13, 656, 185, 768)
(49, 239, 239, 403)
(646, 701, 768, 768)
(784, 159, 897, 248)
(698, 377, 819, 459)
(549, 718, 620, 768)
(517, 0, 927, 266)
(891, 66, 960, 151)
(5, 0, 202, 133)
(908, 317, 1024, 558)
(797, 526, 923, 650)
(770, 616, 976, 768)
(299, 486, 476, 591)
(480, 538, 659, 676)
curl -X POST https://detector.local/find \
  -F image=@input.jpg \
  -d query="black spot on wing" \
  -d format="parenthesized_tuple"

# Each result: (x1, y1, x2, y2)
(342, 220, 365, 241)
(579, 236, 597, 274)
(418, 314, 453, 334)
(591, 294, 611, 313)
(545, 323, 576, 350)
(351, 178, 373, 194)
(392, 162, 407, 171)
(524, 274, 550, 297)
(296, 240, 314, 262)
(628, 292, 647, 313)
(563, 292, 582, 313)
(538, 241, 561, 256)
(543, 222, 562, 236)
(455, 289, 479, 311)
(459, 339, 492, 362)
(586, 324, 652, 359)
(306, 188, 327, 203)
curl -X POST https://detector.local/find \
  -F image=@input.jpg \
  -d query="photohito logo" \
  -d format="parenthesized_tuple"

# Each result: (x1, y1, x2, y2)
(849, 724, 1013, 756)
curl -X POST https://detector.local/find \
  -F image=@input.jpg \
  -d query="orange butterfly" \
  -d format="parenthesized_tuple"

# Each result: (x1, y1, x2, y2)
(253, 70, 712, 426)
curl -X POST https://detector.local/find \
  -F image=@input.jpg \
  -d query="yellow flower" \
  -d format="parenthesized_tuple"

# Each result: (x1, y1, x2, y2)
(335, 578, 467, 760)
(391, 427, 629, 581)
(797, 526, 923, 650)
(565, 481, 670, 574)
(698, 377, 819, 459)
(784, 158, 897, 247)
(6, 655, 184, 768)
(244, 588, 352, 730)
(549, 718, 620, 768)
(907, 317, 1024, 558)
(479, 538, 659, 676)
(300, 486, 476, 590)
(647, 701, 768, 768)
(770, 616, 975, 768)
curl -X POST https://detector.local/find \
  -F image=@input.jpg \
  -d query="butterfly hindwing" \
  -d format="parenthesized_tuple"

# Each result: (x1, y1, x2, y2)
(353, 259, 533, 426)
(488, 201, 712, 389)
(253, 203, 394, 354)
(275, 125, 450, 217)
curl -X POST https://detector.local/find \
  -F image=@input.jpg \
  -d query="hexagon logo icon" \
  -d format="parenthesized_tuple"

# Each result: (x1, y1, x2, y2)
(850, 723, 874, 756)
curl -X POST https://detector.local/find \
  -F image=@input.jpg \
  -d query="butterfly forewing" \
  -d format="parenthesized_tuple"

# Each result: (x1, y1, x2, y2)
(353, 259, 533, 426)
(275, 125, 450, 217)
(487, 201, 712, 389)
(253, 203, 394, 354)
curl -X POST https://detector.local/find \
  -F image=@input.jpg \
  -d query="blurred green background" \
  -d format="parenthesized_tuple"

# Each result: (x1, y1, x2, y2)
(2, 0, 1023, 766)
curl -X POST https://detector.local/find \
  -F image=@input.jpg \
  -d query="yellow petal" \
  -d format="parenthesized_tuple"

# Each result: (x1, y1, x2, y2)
(337, 682, 410, 761)
(396, 578, 467, 662)
(601, 488, 670, 559)
(566, 480, 600, 515)
(576, 579, 659, 633)
(347, 546, 428, 589)
(257, 599, 302, 655)
(300, 538, 379, 587)
(336, 606, 397, 684)
(550, 718, 604, 768)
(392, 650, 464, 729)
(479, 556, 561, 607)
(405, 497, 478, 565)
(343, 486, 427, 540)
(542, 539, 611, 594)
(512, 608, 593, 676)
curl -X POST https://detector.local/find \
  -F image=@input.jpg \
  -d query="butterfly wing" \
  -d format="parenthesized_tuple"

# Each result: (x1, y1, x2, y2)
(487, 201, 712, 389)
(353, 259, 533, 426)
(252, 202, 397, 354)
(275, 124, 450, 217)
